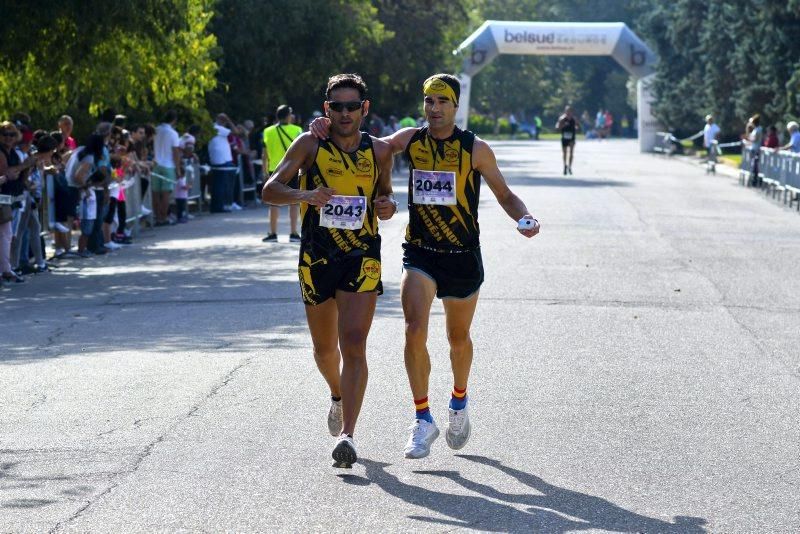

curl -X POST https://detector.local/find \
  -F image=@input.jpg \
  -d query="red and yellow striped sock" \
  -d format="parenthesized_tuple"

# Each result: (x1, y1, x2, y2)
(450, 386, 467, 410)
(415, 396, 433, 423)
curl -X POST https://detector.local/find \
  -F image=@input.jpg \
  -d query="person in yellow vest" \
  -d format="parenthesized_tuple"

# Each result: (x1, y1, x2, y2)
(262, 105, 303, 242)
(311, 73, 540, 460)
(263, 73, 397, 467)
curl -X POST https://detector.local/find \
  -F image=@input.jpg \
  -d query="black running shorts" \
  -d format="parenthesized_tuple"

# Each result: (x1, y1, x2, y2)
(298, 242, 383, 306)
(402, 243, 484, 299)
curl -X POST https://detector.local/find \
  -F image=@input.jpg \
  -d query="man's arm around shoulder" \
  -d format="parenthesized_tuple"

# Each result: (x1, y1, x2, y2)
(372, 137, 397, 220)
(381, 127, 417, 155)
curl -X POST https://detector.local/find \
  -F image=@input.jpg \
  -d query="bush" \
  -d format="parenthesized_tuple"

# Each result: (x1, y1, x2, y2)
(496, 118, 510, 134)
(467, 114, 512, 135)
(468, 114, 494, 134)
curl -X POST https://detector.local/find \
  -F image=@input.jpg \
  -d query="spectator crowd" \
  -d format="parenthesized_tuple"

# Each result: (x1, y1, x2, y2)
(0, 104, 421, 289)
(0, 109, 261, 288)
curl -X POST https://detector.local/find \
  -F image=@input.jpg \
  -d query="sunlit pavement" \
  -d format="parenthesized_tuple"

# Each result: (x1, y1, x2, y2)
(2, 139, 799, 532)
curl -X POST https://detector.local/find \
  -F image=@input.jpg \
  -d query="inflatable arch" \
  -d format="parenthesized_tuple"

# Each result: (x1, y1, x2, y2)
(453, 21, 660, 152)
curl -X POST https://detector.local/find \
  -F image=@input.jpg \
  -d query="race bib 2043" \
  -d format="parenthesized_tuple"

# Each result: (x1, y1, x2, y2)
(320, 195, 367, 230)
(412, 169, 456, 205)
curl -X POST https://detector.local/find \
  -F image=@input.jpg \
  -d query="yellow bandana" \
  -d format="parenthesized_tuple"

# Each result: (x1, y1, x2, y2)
(423, 77, 458, 106)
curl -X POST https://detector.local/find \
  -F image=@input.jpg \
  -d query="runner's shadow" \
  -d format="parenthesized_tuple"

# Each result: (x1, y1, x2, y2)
(360, 457, 707, 533)
(453, 455, 706, 533)
(360, 458, 571, 533)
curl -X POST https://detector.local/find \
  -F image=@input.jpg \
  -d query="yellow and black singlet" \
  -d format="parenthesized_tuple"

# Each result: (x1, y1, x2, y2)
(404, 126, 481, 251)
(300, 132, 380, 258)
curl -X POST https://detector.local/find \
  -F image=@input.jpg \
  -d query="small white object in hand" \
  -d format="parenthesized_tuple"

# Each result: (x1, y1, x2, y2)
(518, 217, 537, 230)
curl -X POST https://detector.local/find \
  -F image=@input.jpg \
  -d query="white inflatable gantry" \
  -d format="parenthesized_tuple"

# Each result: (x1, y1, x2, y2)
(453, 21, 660, 152)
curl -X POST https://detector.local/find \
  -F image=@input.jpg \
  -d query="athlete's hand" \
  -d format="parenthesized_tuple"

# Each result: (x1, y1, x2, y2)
(374, 195, 396, 220)
(518, 214, 540, 238)
(304, 186, 336, 207)
(309, 117, 332, 139)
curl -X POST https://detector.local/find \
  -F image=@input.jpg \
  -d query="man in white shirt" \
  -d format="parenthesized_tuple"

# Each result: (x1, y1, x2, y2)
(780, 121, 800, 153)
(703, 114, 721, 150)
(703, 114, 721, 173)
(208, 113, 238, 213)
(152, 110, 182, 225)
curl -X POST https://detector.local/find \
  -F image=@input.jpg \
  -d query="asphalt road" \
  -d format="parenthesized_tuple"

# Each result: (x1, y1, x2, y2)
(2, 139, 799, 533)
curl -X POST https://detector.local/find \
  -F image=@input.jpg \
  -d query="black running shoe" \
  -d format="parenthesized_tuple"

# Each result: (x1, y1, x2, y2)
(262, 233, 278, 243)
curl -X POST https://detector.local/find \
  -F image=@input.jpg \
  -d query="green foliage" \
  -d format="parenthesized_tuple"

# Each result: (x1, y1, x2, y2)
(467, 113, 495, 134)
(635, 0, 800, 136)
(346, 0, 471, 118)
(13, 0, 800, 145)
(209, 0, 390, 120)
(0, 0, 218, 133)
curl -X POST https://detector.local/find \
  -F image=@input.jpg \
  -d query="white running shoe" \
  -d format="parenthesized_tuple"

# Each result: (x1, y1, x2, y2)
(231, 202, 243, 211)
(327, 399, 343, 437)
(404, 419, 440, 459)
(445, 405, 471, 450)
(332, 434, 357, 468)
(104, 241, 122, 250)
(141, 206, 152, 216)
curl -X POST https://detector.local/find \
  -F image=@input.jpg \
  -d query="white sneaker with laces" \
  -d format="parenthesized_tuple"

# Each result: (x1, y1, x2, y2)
(404, 418, 440, 459)
(332, 434, 357, 468)
(445, 405, 471, 450)
(104, 241, 122, 250)
(231, 202, 243, 211)
(327, 399, 343, 436)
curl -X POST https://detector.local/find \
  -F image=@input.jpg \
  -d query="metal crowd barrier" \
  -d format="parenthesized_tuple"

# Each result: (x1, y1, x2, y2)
(39, 171, 152, 245)
(184, 161, 204, 213)
(739, 146, 800, 210)
(237, 154, 257, 207)
(652, 131, 677, 154)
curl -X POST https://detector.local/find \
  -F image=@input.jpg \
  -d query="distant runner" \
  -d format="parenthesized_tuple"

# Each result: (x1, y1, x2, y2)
(556, 105, 580, 175)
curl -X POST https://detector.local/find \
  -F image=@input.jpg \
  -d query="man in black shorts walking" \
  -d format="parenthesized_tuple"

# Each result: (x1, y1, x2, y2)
(556, 105, 580, 175)
(263, 74, 397, 467)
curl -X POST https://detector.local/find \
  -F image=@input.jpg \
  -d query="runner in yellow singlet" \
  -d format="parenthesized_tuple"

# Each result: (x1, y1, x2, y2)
(310, 73, 540, 460)
(263, 74, 396, 468)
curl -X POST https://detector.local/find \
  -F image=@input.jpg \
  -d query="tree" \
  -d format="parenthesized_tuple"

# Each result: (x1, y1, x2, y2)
(636, 0, 800, 137)
(343, 0, 472, 119)
(0, 0, 218, 134)
(209, 0, 389, 121)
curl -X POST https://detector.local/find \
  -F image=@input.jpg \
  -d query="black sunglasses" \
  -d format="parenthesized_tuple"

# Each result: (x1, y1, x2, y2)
(327, 100, 363, 113)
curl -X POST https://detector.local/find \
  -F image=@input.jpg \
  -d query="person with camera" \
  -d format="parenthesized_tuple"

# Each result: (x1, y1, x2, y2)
(64, 134, 108, 257)
(0, 121, 47, 283)
(11, 132, 58, 274)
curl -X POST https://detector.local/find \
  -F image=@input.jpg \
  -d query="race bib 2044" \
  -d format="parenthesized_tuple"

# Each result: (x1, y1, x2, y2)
(320, 195, 367, 230)
(412, 169, 456, 205)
